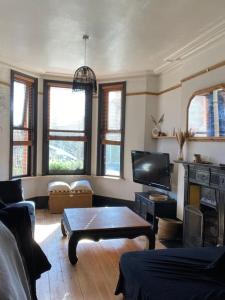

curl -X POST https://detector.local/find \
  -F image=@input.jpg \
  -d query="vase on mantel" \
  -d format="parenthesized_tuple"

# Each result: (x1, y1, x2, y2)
(176, 129, 189, 161)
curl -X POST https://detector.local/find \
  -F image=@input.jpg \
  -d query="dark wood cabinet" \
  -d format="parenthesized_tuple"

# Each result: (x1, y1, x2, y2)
(134, 192, 177, 233)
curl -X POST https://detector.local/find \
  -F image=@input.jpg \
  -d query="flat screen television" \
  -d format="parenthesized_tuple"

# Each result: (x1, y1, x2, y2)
(131, 150, 171, 191)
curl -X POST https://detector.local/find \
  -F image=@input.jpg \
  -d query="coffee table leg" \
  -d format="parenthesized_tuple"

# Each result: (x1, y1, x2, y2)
(68, 234, 79, 265)
(61, 220, 67, 237)
(146, 230, 155, 250)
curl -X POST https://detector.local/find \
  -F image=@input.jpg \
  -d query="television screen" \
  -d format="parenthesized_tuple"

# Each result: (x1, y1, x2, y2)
(131, 151, 171, 191)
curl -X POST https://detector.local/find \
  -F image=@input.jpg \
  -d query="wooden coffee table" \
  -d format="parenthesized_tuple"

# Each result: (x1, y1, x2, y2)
(61, 207, 155, 265)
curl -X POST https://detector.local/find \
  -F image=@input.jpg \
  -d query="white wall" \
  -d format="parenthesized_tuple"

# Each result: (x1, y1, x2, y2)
(155, 42, 225, 218)
(0, 66, 158, 201)
(155, 88, 182, 191)
(36, 78, 43, 175)
(157, 62, 225, 166)
(0, 64, 11, 180)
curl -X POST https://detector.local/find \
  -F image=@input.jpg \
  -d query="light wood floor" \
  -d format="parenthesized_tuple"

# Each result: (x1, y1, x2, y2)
(35, 209, 165, 300)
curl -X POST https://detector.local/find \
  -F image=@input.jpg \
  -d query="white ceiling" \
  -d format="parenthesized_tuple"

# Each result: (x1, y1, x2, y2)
(1, 0, 225, 77)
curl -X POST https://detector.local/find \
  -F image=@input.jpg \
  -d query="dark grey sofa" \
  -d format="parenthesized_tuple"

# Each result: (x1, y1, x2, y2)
(115, 246, 225, 300)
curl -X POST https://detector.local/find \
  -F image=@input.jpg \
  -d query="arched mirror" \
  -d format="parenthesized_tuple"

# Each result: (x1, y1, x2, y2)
(187, 84, 225, 140)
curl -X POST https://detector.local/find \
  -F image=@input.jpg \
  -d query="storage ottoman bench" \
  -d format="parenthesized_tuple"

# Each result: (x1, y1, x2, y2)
(48, 180, 93, 213)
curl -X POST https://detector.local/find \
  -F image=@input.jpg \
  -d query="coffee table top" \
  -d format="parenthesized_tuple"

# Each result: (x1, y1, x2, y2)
(63, 207, 150, 232)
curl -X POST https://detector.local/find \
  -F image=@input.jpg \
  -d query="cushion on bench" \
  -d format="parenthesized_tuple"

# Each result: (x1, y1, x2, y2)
(48, 181, 71, 193)
(70, 180, 93, 193)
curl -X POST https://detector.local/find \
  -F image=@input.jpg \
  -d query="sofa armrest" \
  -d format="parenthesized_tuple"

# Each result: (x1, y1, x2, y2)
(6, 201, 36, 236)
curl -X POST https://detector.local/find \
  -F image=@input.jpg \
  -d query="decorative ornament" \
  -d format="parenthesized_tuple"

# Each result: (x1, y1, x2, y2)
(151, 114, 164, 137)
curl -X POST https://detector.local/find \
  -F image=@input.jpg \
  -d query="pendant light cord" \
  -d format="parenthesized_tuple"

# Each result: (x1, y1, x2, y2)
(83, 34, 89, 66)
(84, 37, 86, 65)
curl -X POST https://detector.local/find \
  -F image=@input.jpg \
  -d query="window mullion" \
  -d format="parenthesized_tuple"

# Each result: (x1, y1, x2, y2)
(101, 140, 121, 145)
(13, 141, 32, 146)
(48, 136, 87, 142)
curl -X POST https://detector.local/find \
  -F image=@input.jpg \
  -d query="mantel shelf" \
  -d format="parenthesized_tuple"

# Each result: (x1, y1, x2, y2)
(188, 137, 225, 142)
(173, 160, 225, 169)
(152, 136, 176, 139)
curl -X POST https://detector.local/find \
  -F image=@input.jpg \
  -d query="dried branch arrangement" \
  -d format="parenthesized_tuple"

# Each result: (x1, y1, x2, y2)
(176, 129, 189, 147)
(175, 129, 190, 160)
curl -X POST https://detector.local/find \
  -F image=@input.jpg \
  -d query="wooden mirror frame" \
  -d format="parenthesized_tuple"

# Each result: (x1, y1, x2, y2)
(186, 83, 225, 141)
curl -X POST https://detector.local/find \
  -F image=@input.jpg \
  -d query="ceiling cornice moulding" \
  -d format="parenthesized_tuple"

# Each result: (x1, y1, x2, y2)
(154, 60, 183, 75)
(42, 70, 157, 82)
(154, 19, 225, 74)
(0, 59, 42, 78)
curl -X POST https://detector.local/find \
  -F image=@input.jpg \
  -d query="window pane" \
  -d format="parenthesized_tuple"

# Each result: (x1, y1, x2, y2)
(13, 146, 28, 176)
(13, 130, 29, 141)
(13, 82, 26, 127)
(189, 95, 210, 137)
(49, 88, 85, 131)
(105, 132, 121, 141)
(105, 144, 120, 176)
(49, 140, 84, 172)
(108, 91, 121, 130)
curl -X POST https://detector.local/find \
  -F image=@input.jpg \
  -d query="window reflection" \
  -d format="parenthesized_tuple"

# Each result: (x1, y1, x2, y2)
(188, 88, 225, 137)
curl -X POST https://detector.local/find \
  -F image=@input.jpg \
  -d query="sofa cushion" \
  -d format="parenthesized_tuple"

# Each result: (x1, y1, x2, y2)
(0, 179, 23, 204)
(7, 201, 35, 216)
(6, 201, 36, 236)
(0, 199, 6, 209)
(205, 247, 225, 282)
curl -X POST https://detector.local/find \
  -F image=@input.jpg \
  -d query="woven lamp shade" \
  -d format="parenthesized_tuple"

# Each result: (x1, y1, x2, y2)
(72, 65, 97, 94)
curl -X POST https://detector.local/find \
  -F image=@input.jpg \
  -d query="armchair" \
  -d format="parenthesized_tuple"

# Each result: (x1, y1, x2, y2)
(0, 179, 35, 235)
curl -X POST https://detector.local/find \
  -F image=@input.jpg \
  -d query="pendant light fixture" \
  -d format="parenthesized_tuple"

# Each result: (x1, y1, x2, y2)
(72, 34, 97, 94)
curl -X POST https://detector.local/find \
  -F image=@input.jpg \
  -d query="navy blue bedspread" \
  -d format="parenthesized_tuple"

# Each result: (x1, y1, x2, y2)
(115, 247, 225, 300)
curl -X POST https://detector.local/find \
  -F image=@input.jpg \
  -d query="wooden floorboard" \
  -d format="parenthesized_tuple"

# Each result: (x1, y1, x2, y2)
(35, 209, 165, 300)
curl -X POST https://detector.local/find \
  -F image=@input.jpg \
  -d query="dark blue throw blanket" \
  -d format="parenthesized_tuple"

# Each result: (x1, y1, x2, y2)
(115, 247, 225, 300)
(0, 206, 51, 300)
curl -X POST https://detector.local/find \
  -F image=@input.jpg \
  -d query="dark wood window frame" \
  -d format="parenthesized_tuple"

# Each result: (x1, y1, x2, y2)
(10, 70, 38, 178)
(42, 80, 92, 175)
(97, 81, 126, 178)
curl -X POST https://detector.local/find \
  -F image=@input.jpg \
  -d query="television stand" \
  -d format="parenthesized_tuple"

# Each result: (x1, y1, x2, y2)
(134, 192, 177, 233)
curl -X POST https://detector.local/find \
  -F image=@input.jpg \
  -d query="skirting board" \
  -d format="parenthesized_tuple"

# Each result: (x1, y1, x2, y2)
(93, 195, 134, 209)
(27, 195, 134, 210)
